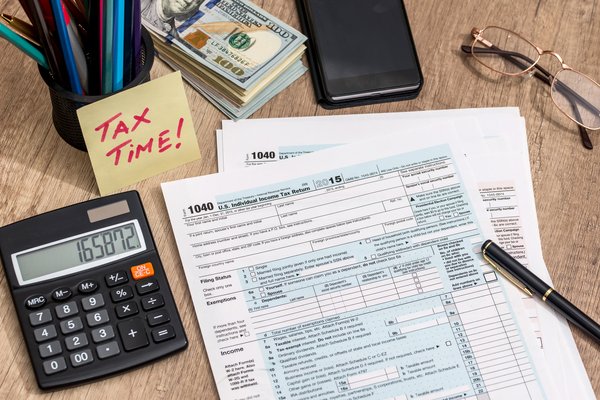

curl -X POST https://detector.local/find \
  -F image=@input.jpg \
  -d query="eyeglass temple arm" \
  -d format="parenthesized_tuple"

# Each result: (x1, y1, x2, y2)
(460, 45, 594, 149)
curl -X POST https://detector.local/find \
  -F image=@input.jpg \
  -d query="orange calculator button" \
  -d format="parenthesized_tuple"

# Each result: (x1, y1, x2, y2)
(130, 262, 154, 280)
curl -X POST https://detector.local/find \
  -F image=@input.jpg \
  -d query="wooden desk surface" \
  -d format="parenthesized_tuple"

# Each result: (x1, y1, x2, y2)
(0, 0, 599, 398)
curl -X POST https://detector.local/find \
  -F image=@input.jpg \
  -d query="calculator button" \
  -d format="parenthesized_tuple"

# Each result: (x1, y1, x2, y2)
(39, 340, 62, 358)
(81, 293, 105, 311)
(105, 271, 128, 287)
(52, 287, 72, 301)
(96, 341, 121, 359)
(70, 349, 94, 367)
(25, 294, 47, 309)
(136, 278, 159, 295)
(34, 324, 58, 342)
(55, 301, 79, 319)
(141, 294, 164, 311)
(60, 317, 84, 334)
(118, 318, 149, 351)
(152, 325, 175, 343)
(86, 309, 110, 327)
(43, 357, 67, 375)
(116, 300, 139, 318)
(65, 332, 89, 351)
(78, 280, 99, 294)
(110, 285, 134, 302)
(147, 310, 170, 327)
(131, 262, 154, 280)
(91, 325, 116, 343)
(29, 309, 52, 326)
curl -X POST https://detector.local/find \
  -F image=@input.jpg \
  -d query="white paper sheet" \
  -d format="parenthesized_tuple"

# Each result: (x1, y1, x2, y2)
(215, 109, 594, 399)
(163, 124, 557, 400)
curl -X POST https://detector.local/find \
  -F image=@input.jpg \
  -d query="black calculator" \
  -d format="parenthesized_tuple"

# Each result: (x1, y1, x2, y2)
(0, 191, 187, 389)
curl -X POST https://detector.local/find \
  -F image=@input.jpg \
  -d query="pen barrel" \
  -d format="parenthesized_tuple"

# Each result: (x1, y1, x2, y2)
(546, 291, 600, 343)
(482, 240, 550, 296)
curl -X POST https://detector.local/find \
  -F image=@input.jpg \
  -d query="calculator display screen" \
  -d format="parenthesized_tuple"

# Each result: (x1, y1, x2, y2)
(13, 220, 146, 285)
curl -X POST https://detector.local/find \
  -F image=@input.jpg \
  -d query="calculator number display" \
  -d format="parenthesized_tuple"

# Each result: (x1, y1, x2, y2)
(12, 221, 146, 286)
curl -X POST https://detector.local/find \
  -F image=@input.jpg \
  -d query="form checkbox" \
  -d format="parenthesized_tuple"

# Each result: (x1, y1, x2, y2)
(261, 292, 266, 297)
(251, 272, 256, 277)
(249, 267, 254, 271)
(371, 254, 376, 259)
(484, 271, 498, 282)
(366, 239, 371, 243)
(259, 287, 265, 292)
(252, 277, 257, 282)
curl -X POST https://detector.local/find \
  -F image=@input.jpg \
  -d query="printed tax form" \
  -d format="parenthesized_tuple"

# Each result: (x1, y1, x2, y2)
(216, 109, 594, 399)
(162, 127, 555, 399)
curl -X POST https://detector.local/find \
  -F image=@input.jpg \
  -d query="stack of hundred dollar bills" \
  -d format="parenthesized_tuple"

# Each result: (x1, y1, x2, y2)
(141, 0, 307, 120)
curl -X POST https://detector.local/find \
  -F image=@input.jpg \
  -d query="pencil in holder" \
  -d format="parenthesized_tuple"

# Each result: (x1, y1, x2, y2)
(39, 28, 155, 152)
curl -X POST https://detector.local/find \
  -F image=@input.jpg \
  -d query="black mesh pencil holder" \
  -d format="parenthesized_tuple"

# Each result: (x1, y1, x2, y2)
(39, 27, 155, 152)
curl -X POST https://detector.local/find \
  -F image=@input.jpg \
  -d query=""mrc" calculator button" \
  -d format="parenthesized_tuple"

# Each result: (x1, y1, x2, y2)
(130, 262, 154, 280)
(29, 309, 52, 326)
(25, 294, 46, 309)
(51, 287, 72, 301)
(118, 318, 149, 351)
(42, 357, 67, 375)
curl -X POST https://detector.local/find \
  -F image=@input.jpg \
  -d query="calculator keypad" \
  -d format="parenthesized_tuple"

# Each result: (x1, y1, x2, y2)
(19, 262, 181, 383)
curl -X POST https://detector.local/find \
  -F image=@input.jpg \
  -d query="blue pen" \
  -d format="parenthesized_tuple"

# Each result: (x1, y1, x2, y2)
(112, 0, 125, 91)
(0, 22, 48, 69)
(102, 0, 114, 94)
(49, 0, 82, 94)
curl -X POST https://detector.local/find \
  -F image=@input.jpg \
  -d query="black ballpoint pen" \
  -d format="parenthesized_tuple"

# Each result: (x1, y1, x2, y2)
(481, 239, 600, 344)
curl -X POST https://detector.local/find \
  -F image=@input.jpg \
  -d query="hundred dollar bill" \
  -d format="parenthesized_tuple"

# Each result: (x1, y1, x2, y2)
(142, 0, 307, 90)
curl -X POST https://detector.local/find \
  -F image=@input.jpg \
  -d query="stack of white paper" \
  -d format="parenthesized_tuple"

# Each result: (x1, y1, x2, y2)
(162, 108, 593, 400)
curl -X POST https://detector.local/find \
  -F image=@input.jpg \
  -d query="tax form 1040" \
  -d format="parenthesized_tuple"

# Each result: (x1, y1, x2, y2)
(162, 132, 555, 400)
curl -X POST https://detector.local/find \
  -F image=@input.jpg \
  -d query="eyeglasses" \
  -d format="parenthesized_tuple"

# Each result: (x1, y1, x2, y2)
(461, 26, 600, 150)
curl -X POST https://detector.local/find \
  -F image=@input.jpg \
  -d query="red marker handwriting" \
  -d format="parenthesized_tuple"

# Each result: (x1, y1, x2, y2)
(94, 107, 185, 166)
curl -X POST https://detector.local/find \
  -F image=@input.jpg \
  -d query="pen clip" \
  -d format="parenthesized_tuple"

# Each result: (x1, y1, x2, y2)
(482, 243, 533, 297)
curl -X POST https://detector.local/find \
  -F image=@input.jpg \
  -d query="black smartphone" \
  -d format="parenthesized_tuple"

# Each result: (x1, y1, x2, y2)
(297, 0, 423, 108)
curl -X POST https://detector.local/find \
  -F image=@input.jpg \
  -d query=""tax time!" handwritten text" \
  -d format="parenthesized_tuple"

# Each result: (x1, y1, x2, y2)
(95, 107, 184, 166)
(77, 71, 201, 195)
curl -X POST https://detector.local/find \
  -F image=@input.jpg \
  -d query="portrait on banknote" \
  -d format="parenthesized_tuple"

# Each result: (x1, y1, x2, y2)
(141, 0, 205, 37)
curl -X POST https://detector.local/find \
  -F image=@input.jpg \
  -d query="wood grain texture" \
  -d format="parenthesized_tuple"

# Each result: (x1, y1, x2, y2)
(0, 0, 599, 398)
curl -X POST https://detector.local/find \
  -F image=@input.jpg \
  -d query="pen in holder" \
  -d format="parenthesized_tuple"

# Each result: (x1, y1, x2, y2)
(39, 27, 155, 152)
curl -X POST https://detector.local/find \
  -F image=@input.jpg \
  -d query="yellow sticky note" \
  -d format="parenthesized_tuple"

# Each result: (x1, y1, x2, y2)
(77, 71, 201, 195)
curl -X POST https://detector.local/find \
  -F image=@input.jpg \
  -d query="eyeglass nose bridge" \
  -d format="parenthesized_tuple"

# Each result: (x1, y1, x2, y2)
(539, 50, 570, 69)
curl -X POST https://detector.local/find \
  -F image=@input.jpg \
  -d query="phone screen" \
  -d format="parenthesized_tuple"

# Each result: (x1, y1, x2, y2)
(304, 0, 422, 101)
